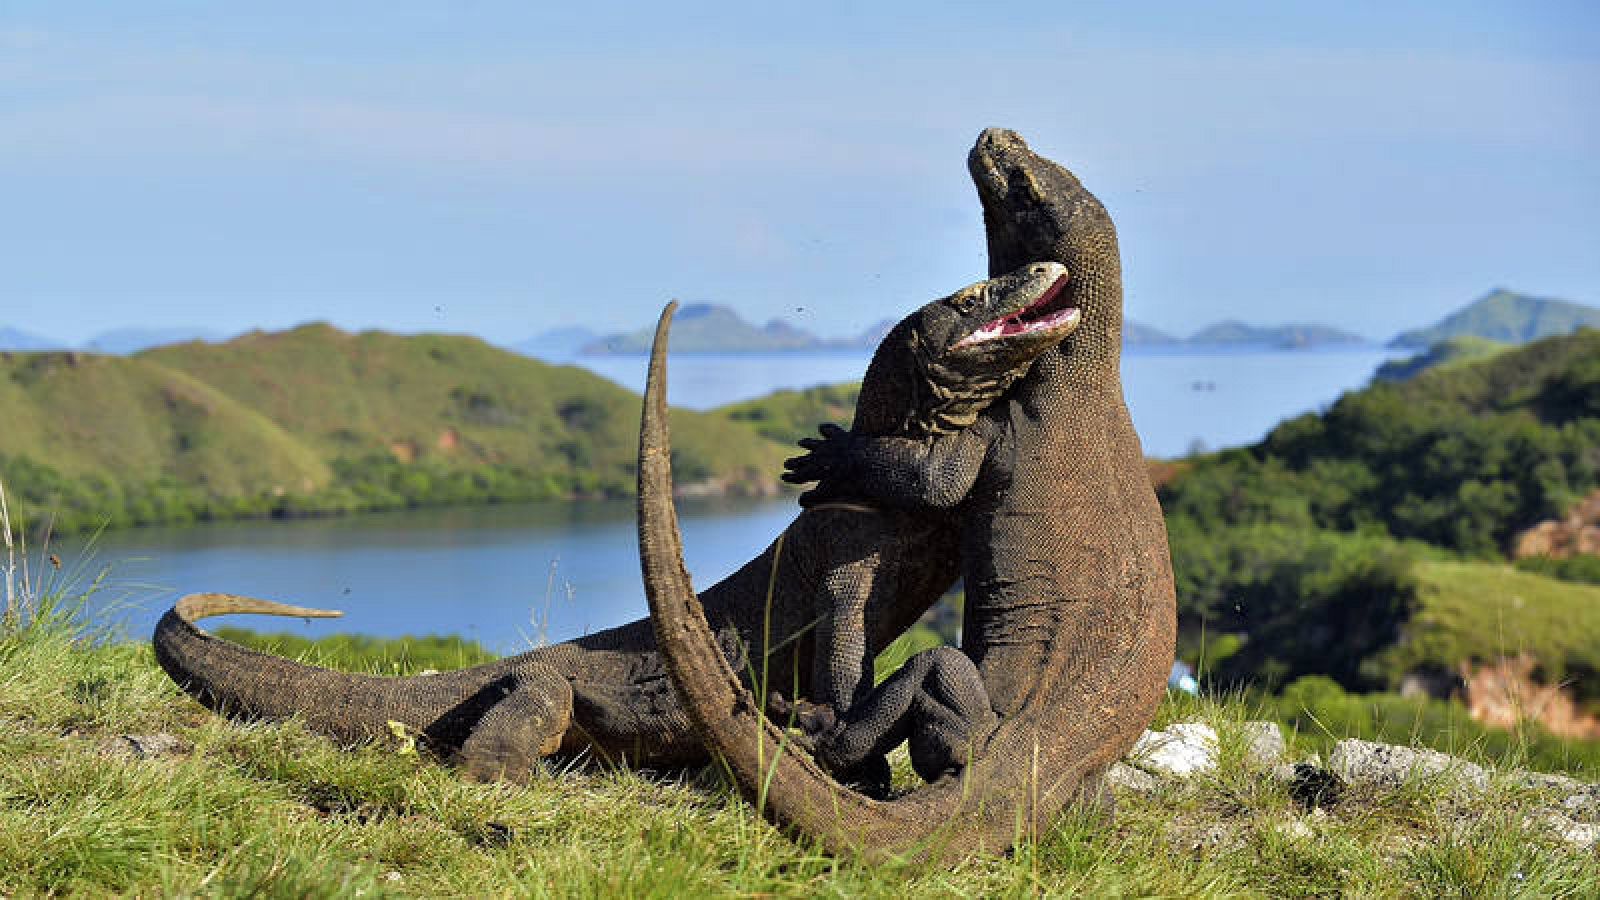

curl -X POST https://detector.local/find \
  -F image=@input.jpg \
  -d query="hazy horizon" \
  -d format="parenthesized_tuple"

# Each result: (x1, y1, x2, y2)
(5, 2, 1597, 346)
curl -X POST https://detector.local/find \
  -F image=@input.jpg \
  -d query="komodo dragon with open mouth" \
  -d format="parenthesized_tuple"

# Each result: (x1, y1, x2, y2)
(638, 128, 1176, 860)
(152, 261, 1080, 782)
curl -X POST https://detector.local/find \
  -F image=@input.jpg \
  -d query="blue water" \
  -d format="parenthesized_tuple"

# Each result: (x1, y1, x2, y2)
(70, 345, 1401, 650)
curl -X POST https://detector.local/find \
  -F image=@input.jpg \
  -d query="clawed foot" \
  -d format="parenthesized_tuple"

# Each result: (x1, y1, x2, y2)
(782, 424, 865, 506)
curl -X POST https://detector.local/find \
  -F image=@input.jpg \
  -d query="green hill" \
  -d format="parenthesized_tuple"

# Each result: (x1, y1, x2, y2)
(1, 326, 790, 533)
(1373, 335, 1510, 382)
(1160, 329, 1600, 697)
(1390, 288, 1600, 348)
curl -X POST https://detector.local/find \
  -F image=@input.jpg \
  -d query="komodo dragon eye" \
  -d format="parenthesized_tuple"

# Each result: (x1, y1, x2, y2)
(948, 290, 982, 315)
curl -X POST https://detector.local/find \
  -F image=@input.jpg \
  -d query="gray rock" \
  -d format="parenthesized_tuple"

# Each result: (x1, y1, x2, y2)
(1327, 739, 1489, 791)
(98, 733, 185, 760)
(1526, 812, 1600, 850)
(1238, 721, 1286, 768)
(1131, 723, 1218, 778)
(1106, 761, 1160, 795)
(1561, 784, 1600, 823)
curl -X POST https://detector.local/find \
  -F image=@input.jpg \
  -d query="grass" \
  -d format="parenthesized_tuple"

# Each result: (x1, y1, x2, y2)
(2, 598, 1596, 896)
(1380, 560, 1600, 706)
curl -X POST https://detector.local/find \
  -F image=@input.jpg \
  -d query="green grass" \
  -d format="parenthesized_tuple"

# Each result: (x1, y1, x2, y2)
(6, 611, 1596, 897)
(1378, 560, 1600, 709)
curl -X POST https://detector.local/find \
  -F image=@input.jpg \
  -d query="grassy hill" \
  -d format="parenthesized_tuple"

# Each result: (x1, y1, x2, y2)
(1161, 329, 1600, 706)
(1374, 335, 1510, 382)
(1, 326, 791, 533)
(1391, 288, 1600, 348)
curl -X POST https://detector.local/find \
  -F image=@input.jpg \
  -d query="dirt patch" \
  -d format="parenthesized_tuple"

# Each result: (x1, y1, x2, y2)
(1513, 489, 1600, 559)
(1461, 654, 1600, 740)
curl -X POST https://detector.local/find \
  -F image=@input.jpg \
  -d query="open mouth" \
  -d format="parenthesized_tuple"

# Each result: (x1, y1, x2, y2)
(955, 275, 1078, 348)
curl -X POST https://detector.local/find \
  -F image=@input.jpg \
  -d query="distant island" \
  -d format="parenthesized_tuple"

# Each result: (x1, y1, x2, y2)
(573, 303, 893, 355)
(533, 306, 1371, 357)
(1388, 288, 1600, 349)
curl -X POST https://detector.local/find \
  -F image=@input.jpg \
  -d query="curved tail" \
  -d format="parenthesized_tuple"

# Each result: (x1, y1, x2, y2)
(154, 592, 510, 745)
(638, 304, 1109, 861)
(173, 592, 345, 624)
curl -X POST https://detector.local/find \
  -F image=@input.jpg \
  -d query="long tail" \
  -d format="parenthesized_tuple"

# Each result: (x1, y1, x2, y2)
(153, 592, 508, 745)
(173, 592, 345, 624)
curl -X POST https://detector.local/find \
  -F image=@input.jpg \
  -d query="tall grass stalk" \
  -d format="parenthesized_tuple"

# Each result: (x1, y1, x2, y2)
(2, 476, 17, 625)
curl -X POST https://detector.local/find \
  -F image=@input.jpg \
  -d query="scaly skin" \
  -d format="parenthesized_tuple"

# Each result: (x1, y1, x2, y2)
(638, 128, 1177, 860)
(153, 262, 1078, 781)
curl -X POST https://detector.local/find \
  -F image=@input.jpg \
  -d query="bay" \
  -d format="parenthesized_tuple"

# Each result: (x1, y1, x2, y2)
(70, 344, 1402, 649)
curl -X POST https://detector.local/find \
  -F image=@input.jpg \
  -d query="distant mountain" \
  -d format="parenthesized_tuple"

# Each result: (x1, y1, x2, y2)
(1124, 320, 1179, 346)
(583, 304, 831, 354)
(86, 327, 225, 355)
(1389, 289, 1600, 349)
(1186, 321, 1368, 349)
(0, 327, 65, 351)
(512, 326, 599, 360)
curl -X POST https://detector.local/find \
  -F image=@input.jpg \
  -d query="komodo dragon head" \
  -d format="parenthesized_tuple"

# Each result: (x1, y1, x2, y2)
(865, 260, 1077, 437)
(638, 129, 1171, 862)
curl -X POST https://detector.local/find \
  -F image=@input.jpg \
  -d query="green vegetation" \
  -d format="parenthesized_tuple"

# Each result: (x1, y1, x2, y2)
(1374, 335, 1510, 382)
(2, 326, 791, 534)
(717, 381, 861, 445)
(1517, 553, 1600, 585)
(4, 597, 1596, 895)
(1390, 288, 1600, 348)
(1265, 676, 1600, 778)
(1159, 329, 1600, 718)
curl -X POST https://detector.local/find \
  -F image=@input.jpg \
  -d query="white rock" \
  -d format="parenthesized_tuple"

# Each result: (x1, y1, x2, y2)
(1131, 723, 1219, 778)
(1238, 721, 1287, 768)
(1106, 761, 1160, 794)
(1527, 812, 1600, 850)
(1327, 739, 1488, 791)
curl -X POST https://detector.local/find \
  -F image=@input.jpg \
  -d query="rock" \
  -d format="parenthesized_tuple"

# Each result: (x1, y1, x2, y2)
(1327, 739, 1488, 792)
(1561, 784, 1600, 823)
(1526, 812, 1600, 850)
(98, 733, 185, 760)
(1238, 721, 1286, 768)
(1106, 762, 1160, 795)
(1130, 723, 1218, 778)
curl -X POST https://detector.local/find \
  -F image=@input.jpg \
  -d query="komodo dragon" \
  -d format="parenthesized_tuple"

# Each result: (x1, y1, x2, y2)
(152, 261, 1080, 782)
(638, 127, 1177, 860)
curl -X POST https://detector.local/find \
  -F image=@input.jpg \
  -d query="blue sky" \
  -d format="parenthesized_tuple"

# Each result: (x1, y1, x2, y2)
(3, 2, 1597, 345)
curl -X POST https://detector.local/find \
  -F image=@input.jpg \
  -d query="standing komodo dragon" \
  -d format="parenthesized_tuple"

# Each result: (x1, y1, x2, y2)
(638, 128, 1176, 860)
(152, 261, 1081, 782)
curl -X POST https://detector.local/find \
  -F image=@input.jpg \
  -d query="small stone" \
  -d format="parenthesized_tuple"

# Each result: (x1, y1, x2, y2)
(1131, 722, 1218, 778)
(1106, 761, 1159, 795)
(98, 733, 185, 760)
(1561, 785, 1600, 823)
(1327, 739, 1488, 792)
(1526, 812, 1600, 850)
(1237, 721, 1286, 768)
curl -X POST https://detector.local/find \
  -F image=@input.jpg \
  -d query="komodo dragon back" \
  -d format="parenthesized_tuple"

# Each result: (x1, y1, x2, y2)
(639, 128, 1176, 861)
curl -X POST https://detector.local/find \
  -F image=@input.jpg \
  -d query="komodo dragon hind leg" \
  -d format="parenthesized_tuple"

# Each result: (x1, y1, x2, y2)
(448, 662, 573, 783)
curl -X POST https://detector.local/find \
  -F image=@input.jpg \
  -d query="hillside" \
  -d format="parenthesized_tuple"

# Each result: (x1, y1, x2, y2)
(1390, 288, 1600, 348)
(1373, 335, 1510, 382)
(1159, 329, 1600, 701)
(1, 326, 790, 533)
